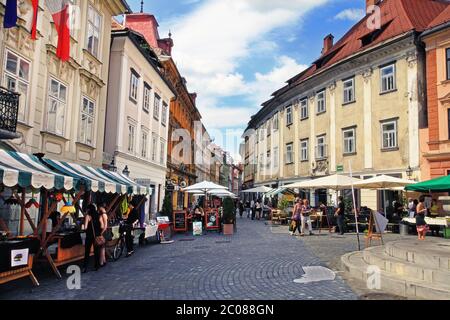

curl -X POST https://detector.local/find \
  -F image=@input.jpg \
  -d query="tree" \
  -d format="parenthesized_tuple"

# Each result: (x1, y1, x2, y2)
(222, 197, 235, 224)
(161, 193, 173, 218)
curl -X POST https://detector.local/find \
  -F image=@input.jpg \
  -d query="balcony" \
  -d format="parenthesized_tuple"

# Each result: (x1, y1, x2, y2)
(0, 87, 20, 140)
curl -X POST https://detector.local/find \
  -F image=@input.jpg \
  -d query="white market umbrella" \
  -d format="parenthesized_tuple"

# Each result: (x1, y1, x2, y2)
(283, 174, 361, 191)
(182, 181, 228, 193)
(240, 186, 273, 194)
(352, 175, 415, 190)
(208, 189, 235, 196)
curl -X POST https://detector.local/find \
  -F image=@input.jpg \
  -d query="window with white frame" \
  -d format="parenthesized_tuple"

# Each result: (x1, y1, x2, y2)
(300, 98, 308, 120)
(141, 128, 149, 158)
(300, 139, 309, 161)
(4, 50, 30, 122)
(286, 106, 293, 126)
(380, 64, 396, 93)
(151, 133, 158, 161)
(160, 139, 166, 165)
(267, 120, 271, 136)
(316, 135, 327, 159)
(285, 143, 294, 164)
(259, 128, 264, 142)
(317, 90, 326, 114)
(381, 120, 397, 149)
(46, 78, 67, 136)
(343, 78, 355, 104)
(143, 83, 151, 113)
(129, 70, 139, 102)
(273, 147, 279, 169)
(86, 5, 102, 58)
(266, 151, 271, 170)
(161, 101, 168, 125)
(273, 113, 279, 130)
(259, 153, 264, 170)
(79, 97, 95, 145)
(153, 94, 161, 120)
(343, 128, 356, 154)
(127, 124, 136, 153)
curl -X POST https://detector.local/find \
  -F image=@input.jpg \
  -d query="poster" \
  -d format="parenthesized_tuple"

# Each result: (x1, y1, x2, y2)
(193, 222, 203, 236)
(11, 248, 29, 267)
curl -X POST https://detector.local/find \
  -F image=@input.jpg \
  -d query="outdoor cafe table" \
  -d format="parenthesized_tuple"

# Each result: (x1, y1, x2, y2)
(402, 217, 450, 227)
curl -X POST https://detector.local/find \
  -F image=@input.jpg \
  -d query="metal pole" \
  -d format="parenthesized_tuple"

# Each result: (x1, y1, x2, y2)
(349, 161, 361, 251)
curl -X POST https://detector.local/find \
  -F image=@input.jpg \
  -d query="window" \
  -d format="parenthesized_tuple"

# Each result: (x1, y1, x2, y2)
(153, 94, 161, 120)
(273, 113, 279, 130)
(141, 129, 149, 158)
(448, 109, 450, 140)
(447, 49, 450, 81)
(380, 64, 396, 93)
(300, 139, 309, 161)
(343, 78, 355, 104)
(46, 78, 67, 136)
(273, 147, 279, 169)
(286, 106, 293, 126)
(129, 70, 139, 102)
(285, 143, 294, 164)
(266, 151, 271, 170)
(86, 6, 102, 57)
(381, 120, 397, 149)
(317, 90, 326, 114)
(343, 128, 356, 154)
(162, 102, 168, 126)
(259, 128, 264, 142)
(127, 124, 136, 153)
(300, 98, 308, 120)
(143, 83, 151, 113)
(259, 153, 264, 170)
(79, 97, 95, 145)
(4, 50, 30, 122)
(267, 121, 271, 137)
(316, 135, 327, 159)
(160, 139, 166, 164)
(151, 133, 158, 161)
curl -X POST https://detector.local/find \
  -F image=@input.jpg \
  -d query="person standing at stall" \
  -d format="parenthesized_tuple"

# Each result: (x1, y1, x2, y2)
(98, 205, 108, 267)
(83, 204, 103, 273)
(335, 196, 346, 235)
(125, 200, 140, 257)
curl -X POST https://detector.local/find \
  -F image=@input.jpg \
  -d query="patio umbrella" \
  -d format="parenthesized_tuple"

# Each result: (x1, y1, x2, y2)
(240, 186, 273, 193)
(405, 175, 450, 193)
(283, 174, 361, 190)
(353, 175, 415, 189)
(182, 181, 228, 210)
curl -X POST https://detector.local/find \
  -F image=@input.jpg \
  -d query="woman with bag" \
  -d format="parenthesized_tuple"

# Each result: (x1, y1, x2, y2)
(83, 204, 104, 273)
(290, 198, 302, 236)
(98, 204, 110, 268)
(300, 199, 314, 236)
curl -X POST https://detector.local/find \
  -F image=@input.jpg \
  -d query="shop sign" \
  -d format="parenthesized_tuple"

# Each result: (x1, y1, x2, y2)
(193, 222, 203, 236)
(11, 248, 29, 267)
(336, 165, 344, 173)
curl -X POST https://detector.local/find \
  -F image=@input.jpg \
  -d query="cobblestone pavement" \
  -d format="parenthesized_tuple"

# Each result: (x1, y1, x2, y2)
(0, 218, 357, 300)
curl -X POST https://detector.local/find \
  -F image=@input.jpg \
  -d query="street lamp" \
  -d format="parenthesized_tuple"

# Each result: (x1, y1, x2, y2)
(122, 165, 130, 177)
(109, 159, 117, 172)
(406, 166, 413, 179)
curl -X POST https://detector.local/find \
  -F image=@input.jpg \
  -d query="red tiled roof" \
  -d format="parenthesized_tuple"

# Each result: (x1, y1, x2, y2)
(268, 0, 449, 103)
(427, 5, 450, 29)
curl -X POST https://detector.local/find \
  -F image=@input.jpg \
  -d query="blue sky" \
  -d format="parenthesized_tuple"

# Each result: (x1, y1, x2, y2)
(128, 0, 366, 160)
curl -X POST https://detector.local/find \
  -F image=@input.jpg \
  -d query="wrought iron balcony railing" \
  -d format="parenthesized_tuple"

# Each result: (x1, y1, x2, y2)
(0, 86, 20, 139)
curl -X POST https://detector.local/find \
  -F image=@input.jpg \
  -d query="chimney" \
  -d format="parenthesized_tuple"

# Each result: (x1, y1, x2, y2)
(124, 13, 160, 48)
(190, 93, 197, 105)
(322, 34, 334, 55)
(366, 0, 381, 11)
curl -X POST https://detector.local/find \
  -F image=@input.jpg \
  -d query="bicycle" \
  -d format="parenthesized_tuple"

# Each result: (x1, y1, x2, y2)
(110, 220, 127, 261)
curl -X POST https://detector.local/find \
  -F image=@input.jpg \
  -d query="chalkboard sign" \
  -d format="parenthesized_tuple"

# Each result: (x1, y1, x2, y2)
(173, 211, 187, 232)
(205, 210, 220, 231)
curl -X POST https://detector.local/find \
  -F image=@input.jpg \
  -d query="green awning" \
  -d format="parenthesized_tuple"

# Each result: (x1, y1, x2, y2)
(405, 175, 450, 193)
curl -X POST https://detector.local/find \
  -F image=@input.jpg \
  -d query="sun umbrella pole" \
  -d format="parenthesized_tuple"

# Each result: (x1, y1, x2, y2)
(349, 161, 361, 251)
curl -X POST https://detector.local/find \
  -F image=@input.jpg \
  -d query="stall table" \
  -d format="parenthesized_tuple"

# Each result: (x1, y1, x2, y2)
(49, 231, 86, 267)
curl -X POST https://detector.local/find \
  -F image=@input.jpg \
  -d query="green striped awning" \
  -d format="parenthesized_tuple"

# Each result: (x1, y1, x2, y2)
(0, 150, 77, 190)
(42, 158, 150, 195)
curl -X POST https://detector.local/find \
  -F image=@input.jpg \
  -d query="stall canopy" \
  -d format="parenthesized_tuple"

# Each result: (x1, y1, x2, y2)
(0, 150, 77, 190)
(405, 175, 450, 193)
(41, 158, 150, 195)
(240, 186, 273, 194)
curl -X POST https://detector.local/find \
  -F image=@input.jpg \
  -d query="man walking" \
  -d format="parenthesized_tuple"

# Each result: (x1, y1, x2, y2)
(335, 196, 346, 235)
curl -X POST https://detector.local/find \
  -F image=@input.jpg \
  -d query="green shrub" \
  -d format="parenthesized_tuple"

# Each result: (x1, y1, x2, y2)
(278, 198, 290, 213)
(222, 197, 235, 224)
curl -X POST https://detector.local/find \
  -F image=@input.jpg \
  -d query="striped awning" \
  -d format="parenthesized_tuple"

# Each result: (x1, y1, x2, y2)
(0, 150, 77, 190)
(42, 158, 149, 195)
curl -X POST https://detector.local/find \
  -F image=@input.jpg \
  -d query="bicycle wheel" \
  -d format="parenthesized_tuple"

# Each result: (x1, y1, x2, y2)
(112, 238, 124, 261)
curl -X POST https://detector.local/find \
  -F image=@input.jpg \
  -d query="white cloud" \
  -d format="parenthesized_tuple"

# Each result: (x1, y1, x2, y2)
(334, 8, 365, 22)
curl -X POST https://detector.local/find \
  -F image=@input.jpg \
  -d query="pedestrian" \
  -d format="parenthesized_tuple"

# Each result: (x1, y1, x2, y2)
(125, 200, 140, 257)
(245, 200, 251, 219)
(98, 204, 109, 268)
(251, 199, 256, 220)
(290, 198, 302, 236)
(335, 196, 346, 235)
(239, 201, 244, 218)
(300, 199, 314, 236)
(255, 200, 262, 220)
(83, 204, 103, 273)
(416, 195, 429, 241)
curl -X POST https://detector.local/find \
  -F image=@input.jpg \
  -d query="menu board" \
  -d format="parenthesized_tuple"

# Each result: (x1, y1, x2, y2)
(205, 210, 220, 230)
(173, 211, 187, 232)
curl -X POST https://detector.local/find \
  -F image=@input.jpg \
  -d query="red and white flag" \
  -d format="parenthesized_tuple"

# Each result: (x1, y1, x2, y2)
(31, 0, 39, 40)
(45, 0, 71, 61)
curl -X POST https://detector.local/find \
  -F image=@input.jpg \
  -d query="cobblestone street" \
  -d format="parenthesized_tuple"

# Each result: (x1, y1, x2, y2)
(0, 218, 357, 300)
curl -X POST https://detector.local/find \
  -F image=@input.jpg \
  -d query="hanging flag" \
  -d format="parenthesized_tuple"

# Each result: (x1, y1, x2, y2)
(45, 0, 71, 61)
(3, 0, 18, 28)
(31, 0, 39, 40)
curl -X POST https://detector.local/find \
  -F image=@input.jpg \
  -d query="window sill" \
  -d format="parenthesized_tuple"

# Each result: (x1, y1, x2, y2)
(380, 89, 397, 96)
(315, 157, 328, 161)
(286, 123, 293, 128)
(300, 160, 309, 163)
(381, 147, 399, 152)
(285, 162, 294, 165)
(316, 111, 327, 116)
(82, 49, 103, 66)
(143, 108, 149, 114)
(17, 121, 33, 129)
(342, 100, 356, 107)
(154, 117, 160, 122)
(300, 117, 309, 121)
(40, 130, 69, 142)
(129, 97, 138, 104)
(76, 141, 95, 150)
(343, 152, 357, 157)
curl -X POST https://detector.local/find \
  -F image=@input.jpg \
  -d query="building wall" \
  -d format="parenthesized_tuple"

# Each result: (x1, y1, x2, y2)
(0, 0, 127, 167)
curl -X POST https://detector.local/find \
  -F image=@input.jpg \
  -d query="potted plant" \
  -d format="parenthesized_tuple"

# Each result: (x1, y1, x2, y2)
(222, 197, 236, 235)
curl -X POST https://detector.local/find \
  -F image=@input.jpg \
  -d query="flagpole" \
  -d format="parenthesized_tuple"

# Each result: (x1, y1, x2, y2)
(349, 160, 361, 251)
